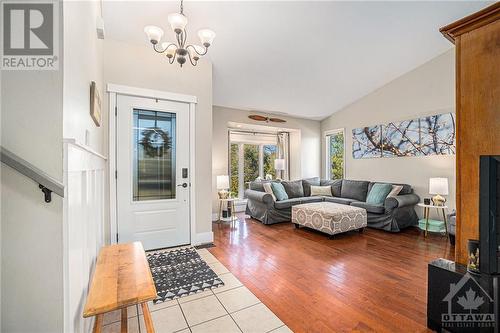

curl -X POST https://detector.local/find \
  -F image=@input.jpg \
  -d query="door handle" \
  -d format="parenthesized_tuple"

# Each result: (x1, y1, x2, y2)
(177, 183, 188, 188)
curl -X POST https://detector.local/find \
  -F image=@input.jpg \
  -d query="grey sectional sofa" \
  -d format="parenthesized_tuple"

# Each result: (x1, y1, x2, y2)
(245, 178, 420, 232)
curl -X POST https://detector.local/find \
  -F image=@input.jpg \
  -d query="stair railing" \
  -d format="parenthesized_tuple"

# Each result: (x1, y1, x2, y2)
(0, 146, 64, 202)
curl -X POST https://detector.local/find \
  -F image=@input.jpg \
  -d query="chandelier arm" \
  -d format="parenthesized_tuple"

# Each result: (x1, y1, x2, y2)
(187, 50, 198, 66)
(181, 29, 187, 48)
(153, 43, 166, 54)
(186, 44, 208, 56)
(168, 51, 177, 64)
(175, 32, 182, 48)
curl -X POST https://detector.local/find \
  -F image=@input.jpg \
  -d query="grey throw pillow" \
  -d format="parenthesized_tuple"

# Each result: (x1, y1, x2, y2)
(341, 180, 369, 201)
(281, 180, 304, 198)
(302, 177, 320, 197)
(320, 179, 342, 197)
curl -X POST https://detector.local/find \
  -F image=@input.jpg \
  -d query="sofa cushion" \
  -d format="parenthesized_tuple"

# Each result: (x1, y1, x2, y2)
(320, 179, 342, 197)
(299, 197, 324, 204)
(387, 185, 404, 198)
(366, 183, 393, 205)
(310, 185, 333, 197)
(323, 196, 355, 205)
(368, 182, 412, 195)
(282, 180, 304, 198)
(262, 182, 276, 201)
(351, 201, 385, 214)
(341, 180, 369, 202)
(271, 182, 288, 201)
(302, 177, 320, 197)
(274, 198, 302, 209)
(249, 180, 273, 192)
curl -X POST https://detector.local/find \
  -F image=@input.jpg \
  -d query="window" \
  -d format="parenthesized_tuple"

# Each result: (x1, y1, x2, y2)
(133, 109, 176, 201)
(230, 143, 240, 198)
(229, 140, 279, 199)
(326, 129, 345, 180)
(243, 144, 259, 186)
(263, 145, 277, 179)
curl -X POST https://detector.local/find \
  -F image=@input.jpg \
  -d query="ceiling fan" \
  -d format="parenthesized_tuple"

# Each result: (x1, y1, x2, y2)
(248, 115, 286, 123)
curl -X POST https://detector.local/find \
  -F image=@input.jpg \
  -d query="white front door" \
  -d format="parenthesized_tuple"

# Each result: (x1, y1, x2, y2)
(116, 95, 190, 250)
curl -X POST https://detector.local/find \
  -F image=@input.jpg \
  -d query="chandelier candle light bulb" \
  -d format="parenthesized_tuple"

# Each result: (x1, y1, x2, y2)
(144, 0, 215, 67)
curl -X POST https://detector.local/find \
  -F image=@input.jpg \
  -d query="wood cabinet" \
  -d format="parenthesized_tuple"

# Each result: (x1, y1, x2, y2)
(440, 3, 500, 265)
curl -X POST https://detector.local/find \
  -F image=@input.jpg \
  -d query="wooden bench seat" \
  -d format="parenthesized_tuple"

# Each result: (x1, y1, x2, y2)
(83, 242, 157, 333)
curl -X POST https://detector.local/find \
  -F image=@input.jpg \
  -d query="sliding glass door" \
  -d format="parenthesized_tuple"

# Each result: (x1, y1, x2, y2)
(243, 144, 259, 187)
(230, 142, 278, 199)
(263, 145, 277, 179)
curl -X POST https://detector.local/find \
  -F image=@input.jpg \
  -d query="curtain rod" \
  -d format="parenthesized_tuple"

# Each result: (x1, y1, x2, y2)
(228, 129, 289, 136)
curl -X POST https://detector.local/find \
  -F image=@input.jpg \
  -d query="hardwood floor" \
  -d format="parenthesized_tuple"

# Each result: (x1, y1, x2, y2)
(209, 214, 454, 333)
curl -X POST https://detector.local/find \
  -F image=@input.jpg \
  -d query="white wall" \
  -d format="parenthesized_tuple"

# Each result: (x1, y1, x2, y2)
(63, 1, 105, 155)
(1, 6, 64, 333)
(62, 2, 106, 332)
(321, 50, 456, 219)
(104, 39, 213, 239)
(1, 1, 106, 331)
(212, 106, 321, 213)
(63, 141, 106, 333)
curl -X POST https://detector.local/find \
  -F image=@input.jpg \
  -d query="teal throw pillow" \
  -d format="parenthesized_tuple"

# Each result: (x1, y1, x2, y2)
(271, 182, 289, 201)
(366, 183, 393, 206)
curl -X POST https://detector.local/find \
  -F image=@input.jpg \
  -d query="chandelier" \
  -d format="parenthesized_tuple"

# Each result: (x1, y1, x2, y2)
(144, 0, 216, 67)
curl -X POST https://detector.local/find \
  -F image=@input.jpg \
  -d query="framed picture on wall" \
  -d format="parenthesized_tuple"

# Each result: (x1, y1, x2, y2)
(90, 81, 102, 127)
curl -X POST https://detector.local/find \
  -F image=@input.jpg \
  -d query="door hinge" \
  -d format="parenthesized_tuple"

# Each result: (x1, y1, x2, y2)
(115, 170, 118, 179)
(115, 106, 117, 116)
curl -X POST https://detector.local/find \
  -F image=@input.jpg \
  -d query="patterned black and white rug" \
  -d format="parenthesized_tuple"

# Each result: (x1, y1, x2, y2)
(147, 247, 224, 303)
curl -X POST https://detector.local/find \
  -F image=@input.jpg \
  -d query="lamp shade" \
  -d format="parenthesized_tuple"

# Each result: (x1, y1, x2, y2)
(429, 178, 449, 195)
(274, 159, 286, 171)
(198, 29, 216, 46)
(168, 13, 188, 32)
(217, 175, 230, 189)
(144, 25, 164, 44)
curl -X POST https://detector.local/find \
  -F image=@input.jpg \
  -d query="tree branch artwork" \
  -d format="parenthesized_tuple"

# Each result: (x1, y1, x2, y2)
(352, 125, 382, 159)
(352, 113, 456, 159)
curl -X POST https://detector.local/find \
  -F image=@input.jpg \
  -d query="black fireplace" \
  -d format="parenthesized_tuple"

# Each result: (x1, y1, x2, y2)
(427, 156, 500, 332)
(480, 155, 500, 275)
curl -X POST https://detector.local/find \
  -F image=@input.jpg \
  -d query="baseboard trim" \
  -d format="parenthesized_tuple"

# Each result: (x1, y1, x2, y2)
(194, 231, 213, 245)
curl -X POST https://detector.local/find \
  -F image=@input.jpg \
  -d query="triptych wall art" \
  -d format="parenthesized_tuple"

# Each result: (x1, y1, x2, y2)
(352, 112, 456, 159)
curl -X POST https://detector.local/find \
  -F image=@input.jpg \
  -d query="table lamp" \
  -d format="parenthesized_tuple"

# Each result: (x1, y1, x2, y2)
(217, 175, 230, 199)
(429, 177, 448, 206)
(274, 159, 285, 180)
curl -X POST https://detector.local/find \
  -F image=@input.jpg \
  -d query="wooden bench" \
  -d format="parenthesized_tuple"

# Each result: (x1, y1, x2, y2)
(83, 242, 157, 333)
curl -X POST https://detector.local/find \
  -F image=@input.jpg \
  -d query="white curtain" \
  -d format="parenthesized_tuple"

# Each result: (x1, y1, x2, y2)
(277, 132, 290, 180)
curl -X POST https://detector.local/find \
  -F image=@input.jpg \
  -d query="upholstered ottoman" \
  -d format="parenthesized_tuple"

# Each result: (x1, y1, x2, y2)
(292, 202, 367, 237)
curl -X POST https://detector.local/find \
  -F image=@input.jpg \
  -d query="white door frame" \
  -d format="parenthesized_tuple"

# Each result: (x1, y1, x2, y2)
(107, 83, 197, 246)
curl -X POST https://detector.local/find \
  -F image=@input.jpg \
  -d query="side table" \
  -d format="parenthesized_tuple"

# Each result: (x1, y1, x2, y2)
(217, 198, 238, 225)
(417, 203, 448, 238)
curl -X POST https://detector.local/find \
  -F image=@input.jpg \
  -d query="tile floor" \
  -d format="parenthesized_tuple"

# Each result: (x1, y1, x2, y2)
(101, 248, 293, 333)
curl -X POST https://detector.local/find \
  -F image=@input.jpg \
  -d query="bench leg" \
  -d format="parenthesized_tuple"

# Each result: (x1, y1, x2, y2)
(328, 234, 335, 239)
(141, 302, 155, 333)
(294, 223, 300, 229)
(121, 307, 128, 333)
(358, 227, 365, 233)
(93, 314, 103, 333)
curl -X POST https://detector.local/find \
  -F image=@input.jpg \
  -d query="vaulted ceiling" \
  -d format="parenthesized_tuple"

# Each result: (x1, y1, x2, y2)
(103, 1, 491, 120)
